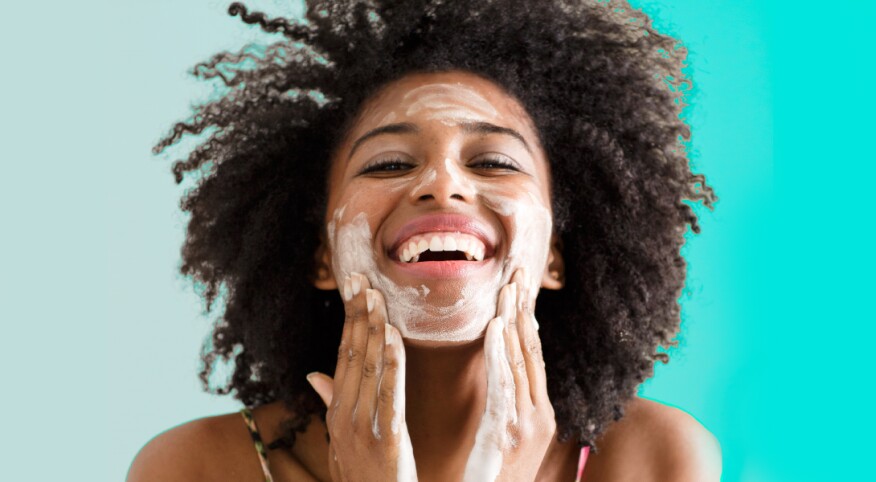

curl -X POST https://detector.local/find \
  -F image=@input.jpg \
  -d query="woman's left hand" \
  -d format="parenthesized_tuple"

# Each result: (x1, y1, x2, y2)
(462, 268, 557, 482)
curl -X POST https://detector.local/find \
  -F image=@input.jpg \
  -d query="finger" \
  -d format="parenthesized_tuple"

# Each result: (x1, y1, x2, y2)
(328, 445, 341, 482)
(463, 318, 512, 482)
(377, 323, 406, 441)
(306, 372, 335, 407)
(483, 317, 514, 436)
(338, 272, 371, 416)
(514, 269, 549, 406)
(333, 275, 354, 393)
(358, 288, 387, 434)
(498, 281, 530, 411)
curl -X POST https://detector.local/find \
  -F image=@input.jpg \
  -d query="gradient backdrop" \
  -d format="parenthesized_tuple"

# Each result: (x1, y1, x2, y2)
(1, 0, 873, 480)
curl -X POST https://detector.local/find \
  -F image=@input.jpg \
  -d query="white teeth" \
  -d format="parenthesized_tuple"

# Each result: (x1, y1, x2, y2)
(397, 232, 488, 263)
(443, 236, 457, 252)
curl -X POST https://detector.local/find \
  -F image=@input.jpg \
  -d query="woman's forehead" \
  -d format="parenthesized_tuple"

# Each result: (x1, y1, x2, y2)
(345, 71, 542, 147)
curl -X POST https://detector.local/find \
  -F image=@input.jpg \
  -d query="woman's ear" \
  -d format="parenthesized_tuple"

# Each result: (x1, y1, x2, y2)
(312, 240, 338, 290)
(541, 233, 564, 290)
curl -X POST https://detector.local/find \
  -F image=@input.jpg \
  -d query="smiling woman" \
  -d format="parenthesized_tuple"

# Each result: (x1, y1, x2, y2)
(127, 1, 720, 481)
(318, 72, 557, 345)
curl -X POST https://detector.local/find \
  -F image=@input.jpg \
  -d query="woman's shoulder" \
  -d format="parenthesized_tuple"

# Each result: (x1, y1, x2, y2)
(586, 396, 722, 482)
(126, 409, 258, 481)
(126, 402, 314, 482)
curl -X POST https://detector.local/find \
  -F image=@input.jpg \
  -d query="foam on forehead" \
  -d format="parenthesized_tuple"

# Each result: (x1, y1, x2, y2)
(403, 82, 500, 122)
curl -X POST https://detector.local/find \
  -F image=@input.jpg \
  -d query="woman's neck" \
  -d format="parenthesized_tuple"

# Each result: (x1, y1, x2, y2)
(403, 338, 488, 479)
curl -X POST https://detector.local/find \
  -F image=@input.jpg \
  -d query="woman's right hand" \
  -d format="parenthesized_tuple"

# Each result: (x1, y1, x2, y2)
(306, 272, 418, 482)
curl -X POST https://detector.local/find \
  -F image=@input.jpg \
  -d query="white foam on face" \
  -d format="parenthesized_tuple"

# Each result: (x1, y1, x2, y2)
(444, 157, 476, 193)
(410, 168, 437, 195)
(326, 78, 553, 343)
(479, 188, 553, 307)
(327, 184, 551, 343)
(404, 83, 498, 126)
(330, 210, 503, 342)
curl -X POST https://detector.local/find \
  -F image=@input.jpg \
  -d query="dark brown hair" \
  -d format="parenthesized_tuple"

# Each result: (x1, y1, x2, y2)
(156, 0, 716, 451)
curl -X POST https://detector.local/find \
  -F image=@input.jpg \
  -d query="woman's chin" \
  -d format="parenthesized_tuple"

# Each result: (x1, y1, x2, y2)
(395, 312, 492, 343)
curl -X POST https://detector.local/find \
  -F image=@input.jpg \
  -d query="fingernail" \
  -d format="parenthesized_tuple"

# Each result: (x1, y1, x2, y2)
(533, 317, 540, 331)
(366, 289, 376, 312)
(384, 324, 393, 344)
(351, 272, 362, 296)
(306, 372, 318, 385)
(343, 277, 352, 301)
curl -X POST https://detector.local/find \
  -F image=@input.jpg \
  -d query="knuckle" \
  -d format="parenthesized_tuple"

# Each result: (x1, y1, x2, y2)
(513, 357, 527, 371)
(362, 361, 378, 378)
(348, 348, 362, 362)
(337, 343, 350, 361)
(525, 338, 542, 356)
(382, 356, 399, 370)
(378, 386, 394, 404)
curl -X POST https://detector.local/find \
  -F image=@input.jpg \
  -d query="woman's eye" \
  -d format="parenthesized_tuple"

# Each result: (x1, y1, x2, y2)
(358, 158, 415, 175)
(469, 155, 521, 172)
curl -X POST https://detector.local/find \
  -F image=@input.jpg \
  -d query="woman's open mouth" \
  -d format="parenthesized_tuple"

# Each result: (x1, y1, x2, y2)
(396, 232, 486, 262)
(386, 214, 498, 278)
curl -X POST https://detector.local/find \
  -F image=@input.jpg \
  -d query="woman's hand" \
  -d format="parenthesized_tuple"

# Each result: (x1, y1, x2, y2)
(306, 272, 418, 482)
(462, 268, 557, 482)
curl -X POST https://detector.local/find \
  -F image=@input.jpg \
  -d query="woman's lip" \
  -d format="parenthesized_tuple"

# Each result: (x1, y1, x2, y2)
(389, 257, 494, 279)
(387, 213, 497, 256)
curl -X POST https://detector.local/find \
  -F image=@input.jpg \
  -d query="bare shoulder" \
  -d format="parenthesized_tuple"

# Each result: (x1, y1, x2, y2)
(586, 397, 722, 482)
(126, 410, 261, 482)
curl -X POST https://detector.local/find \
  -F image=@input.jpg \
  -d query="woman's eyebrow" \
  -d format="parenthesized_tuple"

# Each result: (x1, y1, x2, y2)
(346, 120, 531, 160)
(348, 122, 419, 160)
(458, 120, 532, 154)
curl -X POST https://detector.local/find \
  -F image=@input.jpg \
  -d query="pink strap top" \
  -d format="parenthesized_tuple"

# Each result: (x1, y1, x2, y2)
(241, 407, 590, 481)
(575, 446, 591, 482)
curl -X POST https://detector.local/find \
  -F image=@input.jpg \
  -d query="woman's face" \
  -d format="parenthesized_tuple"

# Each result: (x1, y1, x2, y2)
(319, 71, 560, 346)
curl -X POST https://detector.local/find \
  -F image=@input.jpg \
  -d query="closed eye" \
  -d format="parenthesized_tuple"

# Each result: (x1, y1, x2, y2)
(357, 157, 415, 176)
(468, 154, 521, 172)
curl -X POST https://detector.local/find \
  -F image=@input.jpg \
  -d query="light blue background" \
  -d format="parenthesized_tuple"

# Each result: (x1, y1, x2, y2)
(1, 1, 872, 480)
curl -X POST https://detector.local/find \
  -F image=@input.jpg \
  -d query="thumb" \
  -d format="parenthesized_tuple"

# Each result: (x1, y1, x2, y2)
(306, 372, 334, 407)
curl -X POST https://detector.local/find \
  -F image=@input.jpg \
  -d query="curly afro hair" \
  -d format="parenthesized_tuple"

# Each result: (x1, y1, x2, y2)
(155, 0, 716, 452)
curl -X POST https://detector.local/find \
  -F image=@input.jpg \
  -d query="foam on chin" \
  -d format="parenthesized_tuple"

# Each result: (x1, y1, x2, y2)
(327, 192, 551, 343)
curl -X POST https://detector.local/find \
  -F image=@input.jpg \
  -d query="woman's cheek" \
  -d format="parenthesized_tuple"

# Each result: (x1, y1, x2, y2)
(480, 188, 553, 292)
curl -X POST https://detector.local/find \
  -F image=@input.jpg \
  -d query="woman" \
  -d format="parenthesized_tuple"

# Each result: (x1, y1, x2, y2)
(128, 0, 720, 480)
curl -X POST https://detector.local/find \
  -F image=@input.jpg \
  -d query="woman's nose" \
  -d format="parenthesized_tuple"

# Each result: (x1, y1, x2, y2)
(409, 158, 475, 205)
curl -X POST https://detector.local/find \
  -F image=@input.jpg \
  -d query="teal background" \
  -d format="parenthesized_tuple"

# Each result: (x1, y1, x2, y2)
(1, 0, 873, 480)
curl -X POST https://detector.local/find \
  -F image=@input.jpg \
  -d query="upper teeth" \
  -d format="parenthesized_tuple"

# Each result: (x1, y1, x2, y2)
(399, 232, 486, 263)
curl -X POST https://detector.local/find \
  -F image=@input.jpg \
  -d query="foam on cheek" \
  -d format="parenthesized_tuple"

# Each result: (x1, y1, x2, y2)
(329, 209, 499, 342)
(480, 189, 553, 303)
(326, 175, 551, 343)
